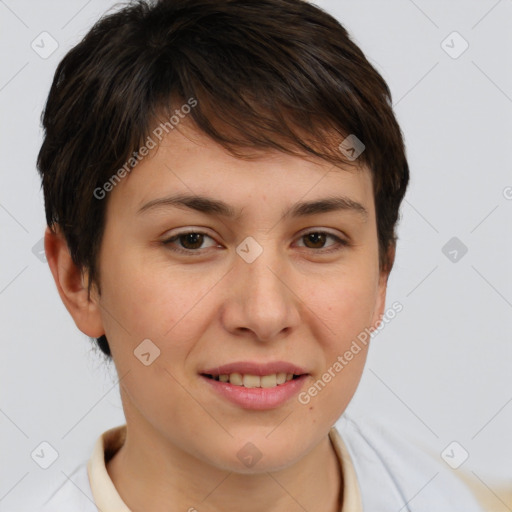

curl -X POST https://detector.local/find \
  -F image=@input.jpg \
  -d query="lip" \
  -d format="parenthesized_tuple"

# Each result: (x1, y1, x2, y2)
(201, 373, 309, 410)
(201, 361, 308, 376)
(199, 361, 310, 411)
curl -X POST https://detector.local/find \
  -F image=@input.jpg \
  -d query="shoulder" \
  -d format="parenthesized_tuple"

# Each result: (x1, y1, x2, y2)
(335, 413, 484, 511)
(37, 461, 97, 512)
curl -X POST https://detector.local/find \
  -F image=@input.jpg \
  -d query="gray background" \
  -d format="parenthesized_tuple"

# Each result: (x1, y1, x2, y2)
(1, 0, 511, 510)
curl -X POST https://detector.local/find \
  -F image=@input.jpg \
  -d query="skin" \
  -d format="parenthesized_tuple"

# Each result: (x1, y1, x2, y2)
(45, 121, 394, 512)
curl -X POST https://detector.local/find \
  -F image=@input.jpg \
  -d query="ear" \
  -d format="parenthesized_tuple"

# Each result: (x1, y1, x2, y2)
(44, 225, 105, 338)
(370, 243, 396, 330)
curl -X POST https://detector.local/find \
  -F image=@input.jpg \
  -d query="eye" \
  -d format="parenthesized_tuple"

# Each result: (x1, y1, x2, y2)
(162, 230, 219, 255)
(295, 231, 349, 253)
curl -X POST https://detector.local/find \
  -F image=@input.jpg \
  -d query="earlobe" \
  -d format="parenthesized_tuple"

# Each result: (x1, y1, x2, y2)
(44, 225, 105, 338)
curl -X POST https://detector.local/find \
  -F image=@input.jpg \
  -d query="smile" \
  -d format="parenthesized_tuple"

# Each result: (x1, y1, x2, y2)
(199, 361, 310, 410)
(202, 372, 300, 388)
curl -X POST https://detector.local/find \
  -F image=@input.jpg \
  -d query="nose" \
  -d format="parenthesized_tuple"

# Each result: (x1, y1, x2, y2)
(220, 242, 301, 342)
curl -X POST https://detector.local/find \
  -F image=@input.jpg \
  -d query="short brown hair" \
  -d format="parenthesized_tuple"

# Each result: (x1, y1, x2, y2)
(37, 0, 409, 359)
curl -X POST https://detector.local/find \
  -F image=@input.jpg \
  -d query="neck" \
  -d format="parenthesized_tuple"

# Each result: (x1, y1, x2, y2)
(106, 420, 342, 512)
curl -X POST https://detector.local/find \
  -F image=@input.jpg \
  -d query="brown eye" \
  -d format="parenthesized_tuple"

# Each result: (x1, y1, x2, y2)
(297, 231, 347, 252)
(162, 231, 218, 254)
(178, 232, 204, 250)
(302, 232, 328, 249)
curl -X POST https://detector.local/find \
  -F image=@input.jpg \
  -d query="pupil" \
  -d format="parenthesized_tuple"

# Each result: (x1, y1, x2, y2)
(305, 233, 325, 248)
(182, 233, 203, 249)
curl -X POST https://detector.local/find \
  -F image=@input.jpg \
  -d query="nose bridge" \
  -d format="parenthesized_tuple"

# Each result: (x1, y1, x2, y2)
(239, 237, 287, 307)
(244, 250, 283, 301)
(225, 235, 300, 340)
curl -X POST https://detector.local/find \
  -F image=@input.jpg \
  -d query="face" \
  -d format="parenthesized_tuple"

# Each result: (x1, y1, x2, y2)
(88, 122, 389, 472)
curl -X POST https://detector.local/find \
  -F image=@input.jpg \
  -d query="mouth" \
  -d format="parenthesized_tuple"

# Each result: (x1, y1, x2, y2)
(199, 361, 309, 410)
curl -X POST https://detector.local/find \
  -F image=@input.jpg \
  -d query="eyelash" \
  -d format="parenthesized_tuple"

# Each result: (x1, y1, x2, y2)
(161, 230, 349, 256)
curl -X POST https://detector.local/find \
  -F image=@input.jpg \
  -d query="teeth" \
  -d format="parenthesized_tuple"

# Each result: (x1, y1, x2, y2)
(230, 373, 243, 386)
(243, 374, 260, 388)
(211, 372, 297, 388)
(260, 374, 277, 388)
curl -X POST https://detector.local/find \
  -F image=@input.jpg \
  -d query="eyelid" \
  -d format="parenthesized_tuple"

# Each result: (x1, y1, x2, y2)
(294, 230, 350, 252)
(161, 229, 220, 255)
(296, 227, 347, 240)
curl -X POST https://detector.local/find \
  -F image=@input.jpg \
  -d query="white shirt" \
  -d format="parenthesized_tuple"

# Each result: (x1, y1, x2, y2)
(38, 414, 483, 511)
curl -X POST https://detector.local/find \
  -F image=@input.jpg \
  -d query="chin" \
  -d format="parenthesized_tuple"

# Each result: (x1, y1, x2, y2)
(198, 433, 306, 474)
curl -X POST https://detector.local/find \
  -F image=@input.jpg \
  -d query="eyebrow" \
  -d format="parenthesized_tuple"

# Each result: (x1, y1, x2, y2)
(137, 193, 368, 221)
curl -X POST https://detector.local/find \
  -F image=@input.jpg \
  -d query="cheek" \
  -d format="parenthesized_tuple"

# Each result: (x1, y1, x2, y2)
(312, 265, 379, 344)
(293, 267, 377, 411)
(99, 248, 217, 344)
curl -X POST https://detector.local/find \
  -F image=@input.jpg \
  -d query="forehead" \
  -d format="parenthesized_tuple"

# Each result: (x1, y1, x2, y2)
(106, 123, 375, 221)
